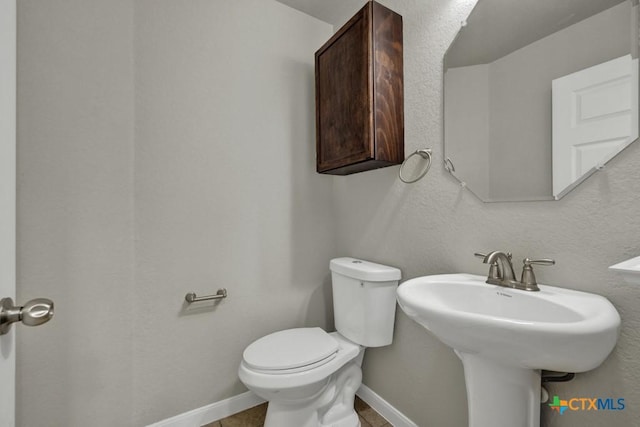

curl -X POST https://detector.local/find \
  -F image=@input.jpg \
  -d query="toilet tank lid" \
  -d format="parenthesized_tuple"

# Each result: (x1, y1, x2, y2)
(330, 257, 401, 282)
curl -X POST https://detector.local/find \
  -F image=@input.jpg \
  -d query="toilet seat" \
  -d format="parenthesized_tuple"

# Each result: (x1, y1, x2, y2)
(238, 331, 361, 392)
(242, 328, 339, 374)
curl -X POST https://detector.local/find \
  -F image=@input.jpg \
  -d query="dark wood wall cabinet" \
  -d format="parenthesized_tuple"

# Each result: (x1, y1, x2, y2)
(315, 1, 404, 175)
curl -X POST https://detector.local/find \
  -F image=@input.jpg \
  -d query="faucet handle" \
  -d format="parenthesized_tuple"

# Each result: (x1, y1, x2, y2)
(520, 258, 555, 290)
(523, 258, 555, 266)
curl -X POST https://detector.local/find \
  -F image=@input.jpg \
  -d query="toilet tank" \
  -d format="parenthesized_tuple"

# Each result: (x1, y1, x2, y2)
(330, 257, 401, 347)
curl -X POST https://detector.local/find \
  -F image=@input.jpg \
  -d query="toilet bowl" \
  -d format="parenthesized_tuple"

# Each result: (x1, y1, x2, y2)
(238, 258, 401, 427)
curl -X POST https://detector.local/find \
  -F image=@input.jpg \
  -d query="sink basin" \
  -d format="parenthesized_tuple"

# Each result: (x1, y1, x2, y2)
(397, 274, 620, 427)
(397, 273, 620, 373)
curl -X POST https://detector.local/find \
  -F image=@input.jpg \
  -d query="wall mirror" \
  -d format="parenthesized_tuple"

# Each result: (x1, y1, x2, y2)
(444, 0, 639, 202)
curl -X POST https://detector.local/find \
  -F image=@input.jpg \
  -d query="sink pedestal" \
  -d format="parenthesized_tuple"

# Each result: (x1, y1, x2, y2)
(397, 274, 621, 427)
(458, 352, 541, 427)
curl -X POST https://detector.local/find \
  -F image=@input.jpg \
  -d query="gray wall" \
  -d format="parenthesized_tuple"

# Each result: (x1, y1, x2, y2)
(17, 0, 333, 426)
(444, 64, 490, 200)
(17, 0, 135, 425)
(133, 0, 333, 424)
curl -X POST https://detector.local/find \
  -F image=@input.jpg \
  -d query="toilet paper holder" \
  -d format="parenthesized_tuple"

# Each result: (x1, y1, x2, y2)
(185, 288, 227, 304)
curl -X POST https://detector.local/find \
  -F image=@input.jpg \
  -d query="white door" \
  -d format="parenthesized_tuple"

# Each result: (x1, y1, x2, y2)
(552, 55, 639, 199)
(0, 0, 17, 425)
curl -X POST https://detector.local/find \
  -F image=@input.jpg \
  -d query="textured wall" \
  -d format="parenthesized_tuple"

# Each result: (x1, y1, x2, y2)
(16, 0, 135, 425)
(17, 0, 333, 425)
(133, 0, 333, 424)
(333, 1, 640, 426)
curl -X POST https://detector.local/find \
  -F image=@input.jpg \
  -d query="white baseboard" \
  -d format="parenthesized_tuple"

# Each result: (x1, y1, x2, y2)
(148, 384, 416, 427)
(357, 384, 418, 427)
(146, 391, 265, 427)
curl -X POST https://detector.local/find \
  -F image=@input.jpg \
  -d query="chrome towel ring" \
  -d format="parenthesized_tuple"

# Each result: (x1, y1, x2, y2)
(398, 148, 432, 183)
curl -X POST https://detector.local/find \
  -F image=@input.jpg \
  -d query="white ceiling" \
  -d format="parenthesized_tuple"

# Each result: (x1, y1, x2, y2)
(275, 0, 366, 27)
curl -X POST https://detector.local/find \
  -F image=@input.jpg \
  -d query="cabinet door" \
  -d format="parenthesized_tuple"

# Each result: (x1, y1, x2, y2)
(316, 6, 372, 172)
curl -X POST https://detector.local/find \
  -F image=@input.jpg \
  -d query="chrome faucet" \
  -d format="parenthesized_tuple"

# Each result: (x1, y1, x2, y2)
(475, 251, 555, 291)
(475, 251, 517, 287)
(484, 251, 516, 282)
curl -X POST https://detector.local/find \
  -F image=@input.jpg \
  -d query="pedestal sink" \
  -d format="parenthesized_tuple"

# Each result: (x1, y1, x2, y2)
(396, 274, 620, 427)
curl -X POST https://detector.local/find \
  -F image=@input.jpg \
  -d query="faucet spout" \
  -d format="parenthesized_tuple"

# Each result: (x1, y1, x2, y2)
(483, 251, 516, 282)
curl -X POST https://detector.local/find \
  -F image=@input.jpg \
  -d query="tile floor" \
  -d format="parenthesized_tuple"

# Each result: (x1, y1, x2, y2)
(203, 396, 391, 427)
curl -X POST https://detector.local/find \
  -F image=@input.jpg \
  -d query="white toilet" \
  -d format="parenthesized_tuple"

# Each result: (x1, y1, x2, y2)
(238, 257, 401, 427)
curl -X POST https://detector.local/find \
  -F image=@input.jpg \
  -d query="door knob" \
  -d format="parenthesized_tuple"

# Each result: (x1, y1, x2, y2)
(0, 297, 54, 335)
